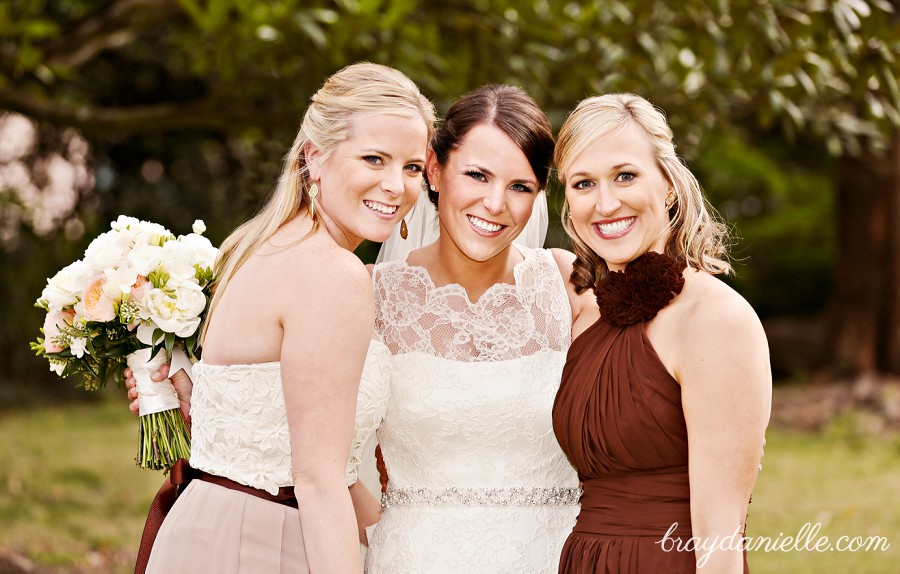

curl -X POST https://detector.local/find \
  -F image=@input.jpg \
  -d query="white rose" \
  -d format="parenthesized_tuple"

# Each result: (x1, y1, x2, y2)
(126, 242, 164, 276)
(159, 240, 197, 282)
(84, 231, 129, 273)
(104, 265, 139, 299)
(134, 220, 174, 247)
(192, 220, 207, 235)
(140, 281, 207, 338)
(178, 233, 219, 271)
(111, 215, 141, 232)
(42, 260, 92, 313)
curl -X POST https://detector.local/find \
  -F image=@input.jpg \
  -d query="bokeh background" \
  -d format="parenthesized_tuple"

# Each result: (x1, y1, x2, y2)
(1, 1, 899, 572)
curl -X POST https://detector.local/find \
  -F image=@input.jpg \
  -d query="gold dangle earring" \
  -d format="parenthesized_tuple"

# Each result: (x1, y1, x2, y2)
(664, 190, 677, 211)
(308, 182, 319, 220)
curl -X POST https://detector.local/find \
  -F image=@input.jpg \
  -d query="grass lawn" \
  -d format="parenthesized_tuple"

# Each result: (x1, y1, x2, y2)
(1, 393, 898, 573)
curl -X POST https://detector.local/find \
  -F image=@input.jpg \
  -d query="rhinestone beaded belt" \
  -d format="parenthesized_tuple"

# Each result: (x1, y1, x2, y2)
(381, 486, 582, 509)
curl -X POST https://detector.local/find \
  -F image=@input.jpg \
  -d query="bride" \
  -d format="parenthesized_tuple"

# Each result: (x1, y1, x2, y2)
(348, 84, 597, 572)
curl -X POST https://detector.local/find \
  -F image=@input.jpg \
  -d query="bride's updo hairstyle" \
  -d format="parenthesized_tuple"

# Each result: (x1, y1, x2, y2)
(206, 62, 436, 336)
(555, 93, 731, 293)
(426, 84, 554, 206)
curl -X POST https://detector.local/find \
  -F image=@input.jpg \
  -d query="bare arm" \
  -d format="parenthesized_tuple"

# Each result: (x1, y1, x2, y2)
(678, 286, 771, 572)
(281, 252, 372, 573)
(349, 480, 381, 544)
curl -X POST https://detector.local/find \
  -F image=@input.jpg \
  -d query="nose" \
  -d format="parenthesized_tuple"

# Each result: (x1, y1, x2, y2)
(594, 183, 621, 217)
(381, 166, 405, 197)
(482, 184, 506, 215)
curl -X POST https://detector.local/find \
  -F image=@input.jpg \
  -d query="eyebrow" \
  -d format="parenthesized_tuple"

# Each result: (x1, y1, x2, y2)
(568, 163, 636, 180)
(463, 164, 538, 186)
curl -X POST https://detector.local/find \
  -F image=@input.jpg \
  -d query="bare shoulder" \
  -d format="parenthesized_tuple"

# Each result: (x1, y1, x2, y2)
(671, 271, 769, 375)
(266, 238, 372, 303)
(550, 248, 576, 274)
(550, 248, 596, 324)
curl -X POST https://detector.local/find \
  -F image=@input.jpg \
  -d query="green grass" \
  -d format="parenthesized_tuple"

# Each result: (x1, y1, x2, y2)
(1, 396, 898, 573)
(747, 425, 900, 573)
(0, 392, 164, 572)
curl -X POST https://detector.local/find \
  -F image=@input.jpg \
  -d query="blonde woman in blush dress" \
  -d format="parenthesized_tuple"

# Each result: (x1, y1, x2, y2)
(136, 62, 435, 574)
(551, 93, 771, 573)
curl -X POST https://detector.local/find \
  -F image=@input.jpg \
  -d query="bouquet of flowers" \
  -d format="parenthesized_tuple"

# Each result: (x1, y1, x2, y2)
(31, 215, 218, 470)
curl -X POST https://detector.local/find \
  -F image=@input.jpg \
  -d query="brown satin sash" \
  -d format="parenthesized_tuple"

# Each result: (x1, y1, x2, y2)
(134, 459, 298, 573)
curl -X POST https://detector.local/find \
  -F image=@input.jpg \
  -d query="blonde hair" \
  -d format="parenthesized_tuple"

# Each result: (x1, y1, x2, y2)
(204, 62, 436, 338)
(555, 93, 731, 293)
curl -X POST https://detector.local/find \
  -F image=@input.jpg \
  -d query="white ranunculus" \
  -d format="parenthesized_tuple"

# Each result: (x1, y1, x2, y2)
(84, 230, 129, 273)
(141, 281, 207, 337)
(42, 260, 92, 313)
(192, 220, 207, 235)
(159, 240, 197, 282)
(126, 242, 164, 276)
(178, 233, 219, 270)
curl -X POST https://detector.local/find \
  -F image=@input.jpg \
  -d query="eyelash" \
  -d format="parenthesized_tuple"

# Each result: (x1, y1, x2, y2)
(616, 171, 637, 182)
(362, 155, 383, 166)
(405, 164, 424, 174)
(465, 170, 533, 192)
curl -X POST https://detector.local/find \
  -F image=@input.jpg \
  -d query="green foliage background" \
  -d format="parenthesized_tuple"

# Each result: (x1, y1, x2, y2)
(1, 0, 899, 395)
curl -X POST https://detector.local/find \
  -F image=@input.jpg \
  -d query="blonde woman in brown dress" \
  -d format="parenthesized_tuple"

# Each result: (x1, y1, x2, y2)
(141, 62, 435, 574)
(552, 93, 771, 573)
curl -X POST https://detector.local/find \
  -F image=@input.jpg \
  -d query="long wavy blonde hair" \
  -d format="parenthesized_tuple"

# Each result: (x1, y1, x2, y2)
(203, 62, 436, 339)
(555, 93, 731, 293)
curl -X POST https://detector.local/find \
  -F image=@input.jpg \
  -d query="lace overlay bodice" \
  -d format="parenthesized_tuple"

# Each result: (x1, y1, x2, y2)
(374, 247, 570, 361)
(190, 339, 391, 496)
(355, 247, 580, 573)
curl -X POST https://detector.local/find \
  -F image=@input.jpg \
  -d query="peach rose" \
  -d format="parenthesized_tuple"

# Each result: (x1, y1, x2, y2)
(130, 275, 150, 302)
(43, 310, 75, 353)
(82, 276, 117, 322)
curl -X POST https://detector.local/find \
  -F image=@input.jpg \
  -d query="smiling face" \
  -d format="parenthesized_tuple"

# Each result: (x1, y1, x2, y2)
(430, 123, 539, 263)
(307, 112, 428, 248)
(563, 121, 672, 271)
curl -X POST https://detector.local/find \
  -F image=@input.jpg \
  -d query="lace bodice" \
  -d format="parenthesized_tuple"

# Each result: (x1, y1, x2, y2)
(190, 339, 391, 496)
(373, 246, 570, 361)
(356, 247, 580, 573)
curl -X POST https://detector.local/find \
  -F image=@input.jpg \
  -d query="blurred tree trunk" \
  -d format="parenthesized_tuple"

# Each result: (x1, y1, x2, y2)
(828, 137, 900, 376)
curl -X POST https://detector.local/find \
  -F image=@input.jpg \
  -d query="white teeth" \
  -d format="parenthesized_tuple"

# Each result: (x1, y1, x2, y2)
(596, 218, 634, 235)
(468, 215, 503, 233)
(364, 200, 398, 215)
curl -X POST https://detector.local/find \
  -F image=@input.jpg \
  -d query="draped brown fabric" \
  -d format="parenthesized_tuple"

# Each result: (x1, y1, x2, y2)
(553, 317, 749, 573)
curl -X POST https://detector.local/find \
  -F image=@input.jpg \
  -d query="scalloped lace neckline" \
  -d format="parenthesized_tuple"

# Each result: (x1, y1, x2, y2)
(400, 245, 533, 306)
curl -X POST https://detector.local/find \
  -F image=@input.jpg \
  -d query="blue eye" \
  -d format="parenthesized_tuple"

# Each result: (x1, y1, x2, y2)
(464, 170, 488, 182)
(362, 155, 384, 166)
(572, 179, 594, 190)
(405, 164, 424, 174)
(510, 183, 535, 193)
(616, 172, 637, 182)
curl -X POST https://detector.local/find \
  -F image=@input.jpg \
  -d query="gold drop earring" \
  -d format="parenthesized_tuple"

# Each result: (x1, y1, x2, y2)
(308, 182, 319, 220)
(664, 190, 677, 211)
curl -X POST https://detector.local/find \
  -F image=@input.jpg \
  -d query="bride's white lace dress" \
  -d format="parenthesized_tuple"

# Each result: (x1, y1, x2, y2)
(348, 246, 580, 573)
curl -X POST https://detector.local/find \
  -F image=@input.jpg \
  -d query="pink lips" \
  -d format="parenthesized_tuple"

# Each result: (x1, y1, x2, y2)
(592, 216, 635, 239)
